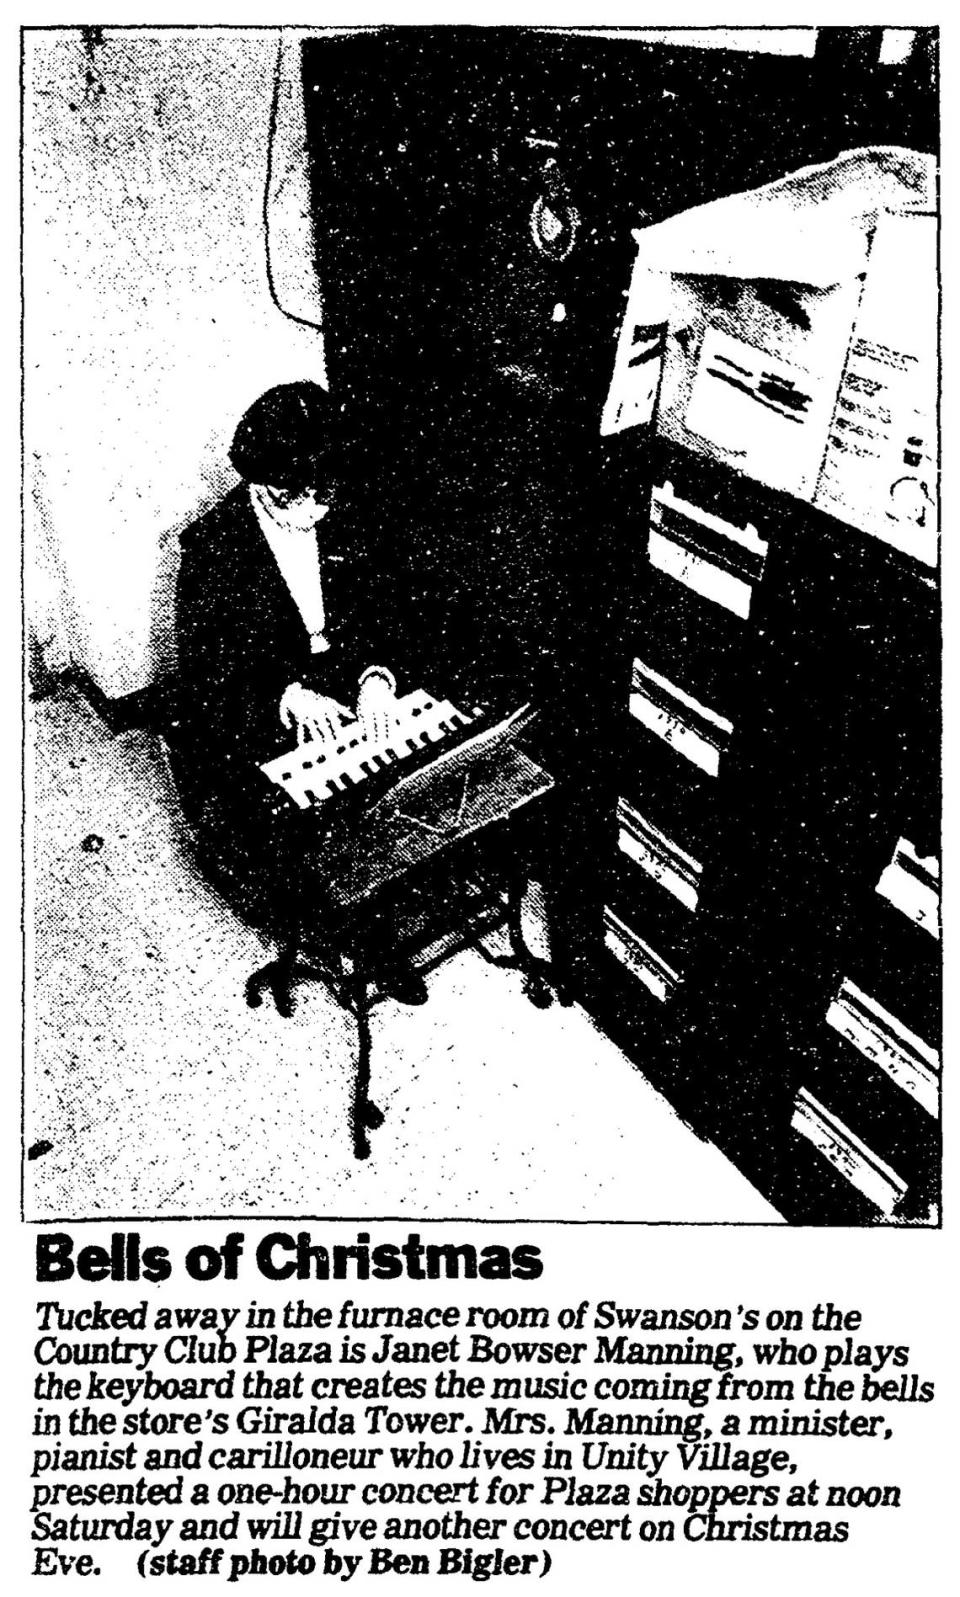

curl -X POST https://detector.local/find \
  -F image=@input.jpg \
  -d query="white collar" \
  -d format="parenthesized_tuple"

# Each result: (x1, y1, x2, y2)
(249, 483, 330, 538)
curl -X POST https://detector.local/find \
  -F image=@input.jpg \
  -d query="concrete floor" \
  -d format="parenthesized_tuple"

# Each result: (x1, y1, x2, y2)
(25, 686, 781, 1222)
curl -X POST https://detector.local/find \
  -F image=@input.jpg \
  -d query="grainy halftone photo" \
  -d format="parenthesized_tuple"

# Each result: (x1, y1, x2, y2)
(23, 25, 939, 1224)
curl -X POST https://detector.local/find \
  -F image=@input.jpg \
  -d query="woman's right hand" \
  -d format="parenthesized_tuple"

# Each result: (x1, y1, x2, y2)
(279, 682, 354, 744)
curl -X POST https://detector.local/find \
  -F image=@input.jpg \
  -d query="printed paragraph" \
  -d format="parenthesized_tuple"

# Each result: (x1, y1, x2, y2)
(30, 1297, 934, 1580)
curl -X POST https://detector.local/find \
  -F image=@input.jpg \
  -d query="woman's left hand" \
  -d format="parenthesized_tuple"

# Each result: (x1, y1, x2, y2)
(357, 670, 401, 742)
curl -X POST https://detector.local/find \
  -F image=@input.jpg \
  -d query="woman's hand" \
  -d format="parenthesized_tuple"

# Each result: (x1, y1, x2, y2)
(357, 669, 401, 742)
(279, 682, 353, 744)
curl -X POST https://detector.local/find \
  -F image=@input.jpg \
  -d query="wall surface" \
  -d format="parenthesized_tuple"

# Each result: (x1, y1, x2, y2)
(24, 28, 327, 698)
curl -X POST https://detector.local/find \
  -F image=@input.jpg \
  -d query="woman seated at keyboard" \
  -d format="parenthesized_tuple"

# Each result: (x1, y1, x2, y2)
(169, 381, 427, 1004)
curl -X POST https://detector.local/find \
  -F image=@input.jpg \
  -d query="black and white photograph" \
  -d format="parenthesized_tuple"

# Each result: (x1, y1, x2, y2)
(23, 22, 940, 1227)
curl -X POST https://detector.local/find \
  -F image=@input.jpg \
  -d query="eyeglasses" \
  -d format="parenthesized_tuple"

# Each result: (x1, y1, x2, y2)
(264, 483, 334, 511)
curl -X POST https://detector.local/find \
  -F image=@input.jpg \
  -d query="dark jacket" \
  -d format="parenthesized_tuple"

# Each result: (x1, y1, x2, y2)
(170, 484, 410, 838)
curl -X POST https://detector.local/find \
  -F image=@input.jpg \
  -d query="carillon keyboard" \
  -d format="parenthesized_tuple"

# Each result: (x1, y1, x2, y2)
(259, 688, 480, 810)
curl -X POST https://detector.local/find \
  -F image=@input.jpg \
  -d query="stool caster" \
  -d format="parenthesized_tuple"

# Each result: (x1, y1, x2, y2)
(352, 1100, 384, 1160)
(246, 942, 299, 1017)
(245, 966, 296, 1017)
